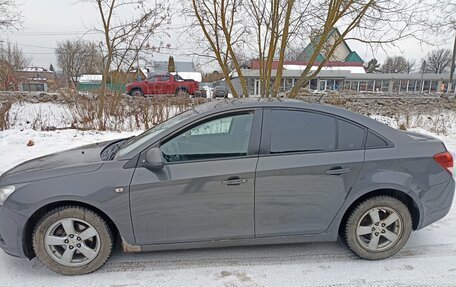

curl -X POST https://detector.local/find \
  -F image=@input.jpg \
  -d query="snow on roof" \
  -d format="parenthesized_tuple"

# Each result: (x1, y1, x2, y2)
(284, 64, 366, 74)
(21, 67, 48, 72)
(79, 74, 103, 83)
(172, 72, 202, 82)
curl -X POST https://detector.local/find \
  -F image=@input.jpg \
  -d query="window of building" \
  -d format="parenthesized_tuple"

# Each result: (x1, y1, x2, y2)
(392, 80, 400, 92)
(21, 83, 45, 92)
(381, 80, 390, 92)
(374, 80, 381, 92)
(422, 80, 431, 92)
(400, 80, 408, 92)
(430, 80, 438, 92)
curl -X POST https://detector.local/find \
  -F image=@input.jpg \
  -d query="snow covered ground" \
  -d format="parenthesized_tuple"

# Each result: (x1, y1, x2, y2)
(0, 127, 456, 286)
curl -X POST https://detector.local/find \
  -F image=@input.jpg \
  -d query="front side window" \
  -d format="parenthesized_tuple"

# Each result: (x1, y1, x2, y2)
(158, 75, 170, 82)
(161, 113, 254, 162)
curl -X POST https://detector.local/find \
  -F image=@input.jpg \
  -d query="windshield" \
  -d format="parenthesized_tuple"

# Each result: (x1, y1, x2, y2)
(115, 108, 197, 158)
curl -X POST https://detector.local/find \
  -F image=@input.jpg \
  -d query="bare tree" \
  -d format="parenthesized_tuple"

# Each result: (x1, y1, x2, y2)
(189, 0, 249, 97)
(188, 0, 434, 97)
(381, 56, 415, 73)
(81, 0, 171, 129)
(85, 0, 170, 87)
(0, 0, 21, 31)
(422, 48, 452, 74)
(425, 1, 455, 90)
(0, 41, 31, 70)
(56, 39, 103, 87)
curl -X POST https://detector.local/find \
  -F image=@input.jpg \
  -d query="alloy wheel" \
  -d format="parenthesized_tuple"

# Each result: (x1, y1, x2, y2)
(355, 206, 403, 252)
(44, 218, 101, 267)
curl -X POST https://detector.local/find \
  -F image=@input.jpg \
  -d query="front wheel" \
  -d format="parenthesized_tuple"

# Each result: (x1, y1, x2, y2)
(343, 196, 412, 260)
(33, 206, 113, 275)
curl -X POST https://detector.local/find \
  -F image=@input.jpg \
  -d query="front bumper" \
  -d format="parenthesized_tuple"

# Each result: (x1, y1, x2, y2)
(0, 205, 28, 258)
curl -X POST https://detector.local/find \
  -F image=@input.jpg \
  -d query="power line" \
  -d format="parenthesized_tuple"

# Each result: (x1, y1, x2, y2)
(2, 31, 102, 36)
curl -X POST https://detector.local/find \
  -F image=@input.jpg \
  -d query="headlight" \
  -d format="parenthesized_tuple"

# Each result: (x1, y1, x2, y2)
(0, 185, 15, 206)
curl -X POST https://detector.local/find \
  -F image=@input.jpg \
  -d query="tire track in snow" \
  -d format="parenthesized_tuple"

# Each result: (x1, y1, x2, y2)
(98, 243, 456, 273)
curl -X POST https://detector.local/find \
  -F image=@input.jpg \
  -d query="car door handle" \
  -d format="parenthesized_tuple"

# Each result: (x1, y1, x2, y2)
(222, 177, 247, 186)
(325, 167, 351, 175)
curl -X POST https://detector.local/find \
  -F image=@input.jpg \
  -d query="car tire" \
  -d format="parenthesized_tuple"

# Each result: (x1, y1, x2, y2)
(131, 88, 144, 97)
(33, 206, 113, 275)
(175, 87, 189, 97)
(344, 196, 412, 260)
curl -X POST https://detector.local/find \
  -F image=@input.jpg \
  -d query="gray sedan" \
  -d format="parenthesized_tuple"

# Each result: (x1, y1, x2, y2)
(0, 98, 454, 275)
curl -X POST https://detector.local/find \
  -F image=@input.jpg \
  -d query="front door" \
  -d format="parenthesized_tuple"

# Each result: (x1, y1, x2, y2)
(255, 109, 365, 237)
(130, 111, 261, 245)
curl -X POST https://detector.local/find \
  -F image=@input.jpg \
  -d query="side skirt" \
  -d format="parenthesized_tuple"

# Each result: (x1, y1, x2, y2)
(122, 233, 337, 253)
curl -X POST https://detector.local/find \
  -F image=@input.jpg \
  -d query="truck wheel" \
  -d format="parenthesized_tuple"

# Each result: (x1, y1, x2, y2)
(33, 206, 113, 275)
(343, 196, 412, 260)
(175, 87, 189, 97)
(131, 88, 144, 97)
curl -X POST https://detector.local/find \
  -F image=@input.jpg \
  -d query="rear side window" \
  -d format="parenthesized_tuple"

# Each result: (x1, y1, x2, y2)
(338, 120, 365, 149)
(270, 110, 336, 153)
(366, 131, 389, 148)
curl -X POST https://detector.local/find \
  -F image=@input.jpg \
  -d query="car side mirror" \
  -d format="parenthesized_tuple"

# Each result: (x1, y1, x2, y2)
(143, 147, 164, 170)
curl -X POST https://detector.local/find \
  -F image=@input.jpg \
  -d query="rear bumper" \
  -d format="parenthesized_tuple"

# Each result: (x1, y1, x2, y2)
(417, 178, 455, 229)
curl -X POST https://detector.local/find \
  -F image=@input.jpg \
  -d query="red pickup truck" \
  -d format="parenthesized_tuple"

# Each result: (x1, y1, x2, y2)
(126, 74, 201, 96)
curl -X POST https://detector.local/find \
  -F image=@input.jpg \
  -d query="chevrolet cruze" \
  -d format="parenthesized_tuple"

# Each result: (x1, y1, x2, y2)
(0, 98, 454, 275)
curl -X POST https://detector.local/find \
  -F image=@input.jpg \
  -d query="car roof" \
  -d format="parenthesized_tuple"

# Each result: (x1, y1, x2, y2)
(192, 98, 405, 140)
(192, 98, 344, 116)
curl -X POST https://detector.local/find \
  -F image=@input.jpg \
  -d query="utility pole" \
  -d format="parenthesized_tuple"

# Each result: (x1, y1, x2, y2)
(420, 60, 426, 93)
(449, 34, 456, 94)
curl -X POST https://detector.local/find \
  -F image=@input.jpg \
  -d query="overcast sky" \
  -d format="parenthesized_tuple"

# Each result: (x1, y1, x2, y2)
(1, 0, 453, 72)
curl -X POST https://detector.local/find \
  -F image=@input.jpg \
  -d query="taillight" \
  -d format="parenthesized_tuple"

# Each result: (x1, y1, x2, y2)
(433, 151, 454, 175)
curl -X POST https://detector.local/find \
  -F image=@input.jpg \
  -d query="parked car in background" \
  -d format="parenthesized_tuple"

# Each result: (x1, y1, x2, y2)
(213, 85, 229, 98)
(126, 73, 201, 97)
(199, 82, 214, 98)
(0, 99, 454, 275)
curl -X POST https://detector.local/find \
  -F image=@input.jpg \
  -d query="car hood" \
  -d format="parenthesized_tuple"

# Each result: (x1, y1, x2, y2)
(0, 139, 118, 184)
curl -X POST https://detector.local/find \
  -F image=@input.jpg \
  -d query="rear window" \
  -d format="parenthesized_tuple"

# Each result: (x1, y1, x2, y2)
(366, 131, 389, 148)
(338, 120, 365, 149)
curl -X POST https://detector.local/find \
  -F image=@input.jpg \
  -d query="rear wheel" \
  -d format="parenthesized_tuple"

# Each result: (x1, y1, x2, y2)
(175, 87, 189, 97)
(33, 206, 113, 275)
(131, 88, 144, 97)
(343, 196, 412, 260)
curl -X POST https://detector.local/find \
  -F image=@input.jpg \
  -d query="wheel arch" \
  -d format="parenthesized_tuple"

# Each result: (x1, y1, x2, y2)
(338, 188, 420, 238)
(22, 200, 120, 259)
(130, 87, 143, 95)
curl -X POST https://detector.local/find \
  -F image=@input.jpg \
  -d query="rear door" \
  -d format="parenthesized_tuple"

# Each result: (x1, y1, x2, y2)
(255, 109, 365, 237)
